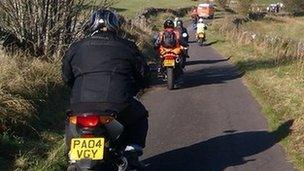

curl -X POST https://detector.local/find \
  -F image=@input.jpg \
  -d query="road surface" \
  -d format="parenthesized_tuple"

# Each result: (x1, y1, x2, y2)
(140, 27, 295, 171)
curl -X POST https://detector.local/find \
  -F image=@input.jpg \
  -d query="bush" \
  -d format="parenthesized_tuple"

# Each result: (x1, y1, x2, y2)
(282, 0, 304, 15)
(216, 0, 231, 8)
(236, 0, 255, 15)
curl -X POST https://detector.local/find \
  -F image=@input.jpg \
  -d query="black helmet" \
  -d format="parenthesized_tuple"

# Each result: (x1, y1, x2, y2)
(86, 9, 120, 34)
(176, 20, 183, 27)
(164, 19, 174, 29)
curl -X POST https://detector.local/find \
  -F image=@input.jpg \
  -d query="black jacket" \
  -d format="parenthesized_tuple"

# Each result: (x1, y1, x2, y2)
(62, 32, 149, 111)
(176, 26, 189, 46)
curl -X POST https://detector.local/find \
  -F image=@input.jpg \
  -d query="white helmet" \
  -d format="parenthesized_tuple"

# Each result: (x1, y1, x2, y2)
(198, 18, 204, 23)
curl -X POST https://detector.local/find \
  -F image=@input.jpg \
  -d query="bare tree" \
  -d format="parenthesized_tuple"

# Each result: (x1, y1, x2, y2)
(0, 0, 120, 57)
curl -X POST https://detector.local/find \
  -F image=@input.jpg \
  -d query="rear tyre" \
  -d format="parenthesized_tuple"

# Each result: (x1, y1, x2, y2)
(198, 39, 203, 46)
(167, 67, 174, 90)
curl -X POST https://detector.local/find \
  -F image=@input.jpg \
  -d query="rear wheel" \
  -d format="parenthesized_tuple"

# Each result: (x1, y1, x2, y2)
(167, 67, 174, 90)
(198, 39, 204, 46)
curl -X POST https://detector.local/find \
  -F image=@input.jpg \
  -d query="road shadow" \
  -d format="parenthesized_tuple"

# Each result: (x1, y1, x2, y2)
(149, 59, 242, 88)
(143, 120, 293, 171)
(188, 40, 222, 46)
(181, 64, 245, 89)
(188, 40, 197, 44)
(204, 40, 220, 46)
(186, 57, 230, 66)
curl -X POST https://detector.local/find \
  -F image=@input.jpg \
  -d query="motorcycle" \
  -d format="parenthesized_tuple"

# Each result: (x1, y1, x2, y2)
(159, 47, 183, 90)
(196, 31, 206, 46)
(66, 111, 130, 171)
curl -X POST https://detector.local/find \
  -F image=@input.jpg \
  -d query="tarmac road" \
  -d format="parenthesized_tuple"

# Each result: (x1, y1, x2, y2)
(140, 26, 295, 171)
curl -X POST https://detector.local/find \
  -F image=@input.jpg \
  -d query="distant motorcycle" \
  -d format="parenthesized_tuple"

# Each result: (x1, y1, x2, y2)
(66, 111, 129, 171)
(196, 18, 208, 46)
(196, 31, 206, 46)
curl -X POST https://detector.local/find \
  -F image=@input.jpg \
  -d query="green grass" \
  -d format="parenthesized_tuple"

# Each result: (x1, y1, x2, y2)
(113, 0, 205, 17)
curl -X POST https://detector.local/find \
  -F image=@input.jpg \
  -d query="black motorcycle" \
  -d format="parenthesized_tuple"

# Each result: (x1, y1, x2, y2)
(66, 111, 130, 171)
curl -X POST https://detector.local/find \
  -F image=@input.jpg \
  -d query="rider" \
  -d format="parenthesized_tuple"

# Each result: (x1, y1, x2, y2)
(191, 8, 199, 25)
(196, 18, 207, 37)
(62, 9, 149, 169)
(175, 19, 189, 47)
(175, 19, 190, 64)
(154, 19, 188, 62)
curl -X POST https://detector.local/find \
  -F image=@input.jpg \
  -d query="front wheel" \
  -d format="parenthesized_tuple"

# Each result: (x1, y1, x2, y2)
(167, 67, 174, 90)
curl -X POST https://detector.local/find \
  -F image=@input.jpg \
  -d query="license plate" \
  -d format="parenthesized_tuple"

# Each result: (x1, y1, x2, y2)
(70, 138, 105, 160)
(164, 60, 175, 67)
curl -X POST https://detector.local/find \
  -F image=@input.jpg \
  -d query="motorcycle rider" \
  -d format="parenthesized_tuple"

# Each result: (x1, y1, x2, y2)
(175, 19, 189, 59)
(62, 9, 149, 170)
(191, 8, 199, 25)
(196, 18, 208, 38)
(154, 19, 188, 67)
(175, 19, 189, 47)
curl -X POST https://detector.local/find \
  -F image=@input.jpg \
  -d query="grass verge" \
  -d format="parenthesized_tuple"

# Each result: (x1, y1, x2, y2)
(0, 50, 69, 170)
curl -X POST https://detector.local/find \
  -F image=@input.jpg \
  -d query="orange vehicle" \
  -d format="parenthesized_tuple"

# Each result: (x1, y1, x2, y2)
(197, 3, 215, 19)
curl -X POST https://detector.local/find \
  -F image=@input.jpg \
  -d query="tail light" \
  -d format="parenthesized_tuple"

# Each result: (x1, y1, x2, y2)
(77, 115, 100, 127)
(164, 53, 176, 60)
(69, 114, 114, 128)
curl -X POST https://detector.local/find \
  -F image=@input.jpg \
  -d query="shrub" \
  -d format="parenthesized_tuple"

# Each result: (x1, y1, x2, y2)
(236, 0, 255, 15)
(282, 0, 304, 15)
(216, 0, 231, 8)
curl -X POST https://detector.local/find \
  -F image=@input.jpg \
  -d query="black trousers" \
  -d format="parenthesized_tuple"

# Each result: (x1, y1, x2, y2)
(117, 98, 149, 147)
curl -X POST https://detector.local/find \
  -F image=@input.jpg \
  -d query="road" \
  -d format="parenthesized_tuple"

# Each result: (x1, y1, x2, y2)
(140, 27, 295, 171)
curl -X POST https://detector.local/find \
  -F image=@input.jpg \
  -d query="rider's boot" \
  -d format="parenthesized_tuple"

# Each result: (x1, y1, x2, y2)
(124, 145, 145, 171)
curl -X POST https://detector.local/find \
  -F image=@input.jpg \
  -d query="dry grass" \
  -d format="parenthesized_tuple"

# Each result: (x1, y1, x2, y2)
(0, 50, 69, 170)
(0, 50, 62, 131)
(244, 15, 304, 41)
(210, 16, 304, 170)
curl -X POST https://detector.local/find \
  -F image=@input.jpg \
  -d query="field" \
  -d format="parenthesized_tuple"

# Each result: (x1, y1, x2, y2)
(113, 0, 205, 17)
(244, 16, 304, 41)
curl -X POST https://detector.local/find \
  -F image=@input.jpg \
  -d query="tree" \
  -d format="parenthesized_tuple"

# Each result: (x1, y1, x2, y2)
(0, 0, 119, 57)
